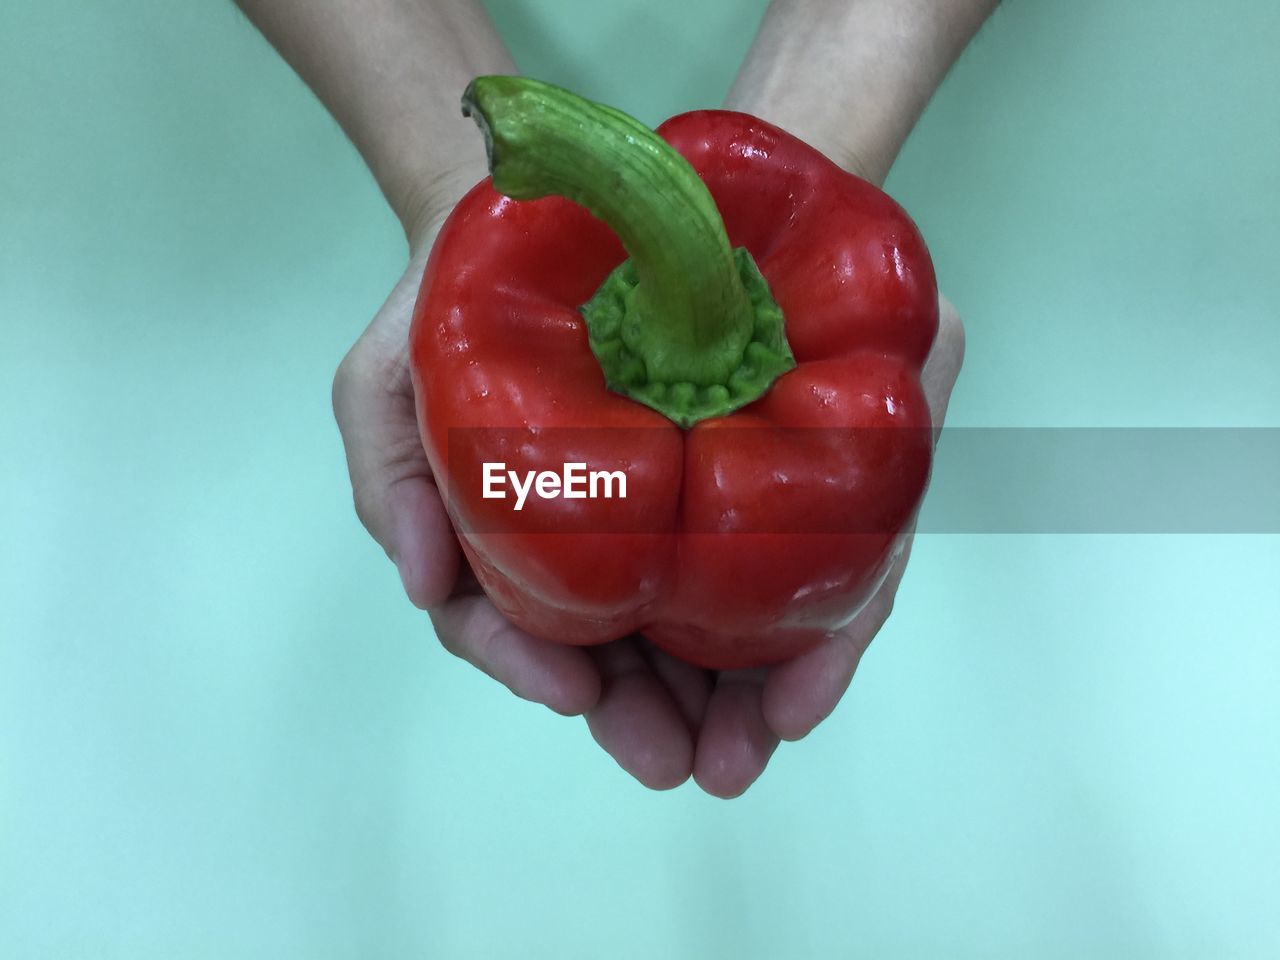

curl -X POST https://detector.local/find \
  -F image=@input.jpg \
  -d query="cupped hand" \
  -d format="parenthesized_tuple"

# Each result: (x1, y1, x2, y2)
(334, 209, 964, 798)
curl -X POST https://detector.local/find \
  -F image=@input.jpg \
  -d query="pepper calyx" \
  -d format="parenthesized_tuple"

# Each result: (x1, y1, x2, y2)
(582, 247, 794, 427)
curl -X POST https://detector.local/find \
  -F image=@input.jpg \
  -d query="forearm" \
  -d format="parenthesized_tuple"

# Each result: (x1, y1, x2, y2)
(727, 0, 998, 184)
(233, 0, 514, 246)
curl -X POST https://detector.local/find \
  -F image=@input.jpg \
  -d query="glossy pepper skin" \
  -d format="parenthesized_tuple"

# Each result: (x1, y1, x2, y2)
(410, 81, 937, 670)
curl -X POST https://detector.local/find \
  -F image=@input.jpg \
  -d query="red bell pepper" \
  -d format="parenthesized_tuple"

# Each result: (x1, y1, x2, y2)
(410, 77, 937, 669)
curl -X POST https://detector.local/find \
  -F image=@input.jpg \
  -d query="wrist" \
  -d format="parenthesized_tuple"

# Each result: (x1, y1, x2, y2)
(398, 159, 488, 260)
(727, 0, 999, 184)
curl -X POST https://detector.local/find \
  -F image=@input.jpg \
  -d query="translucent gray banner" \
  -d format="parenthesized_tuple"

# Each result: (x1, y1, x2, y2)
(922, 428, 1280, 533)
(444, 427, 1280, 534)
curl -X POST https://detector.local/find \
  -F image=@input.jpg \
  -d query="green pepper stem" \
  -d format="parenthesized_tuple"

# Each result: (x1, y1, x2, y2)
(462, 76, 794, 427)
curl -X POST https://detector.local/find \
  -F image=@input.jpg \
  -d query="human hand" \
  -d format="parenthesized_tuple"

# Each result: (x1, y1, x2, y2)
(243, 0, 983, 796)
(523, 295, 962, 798)
(333, 203, 963, 795)
(332, 202, 605, 714)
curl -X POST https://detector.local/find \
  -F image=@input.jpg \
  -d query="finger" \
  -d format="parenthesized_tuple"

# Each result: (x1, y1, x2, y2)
(922, 293, 965, 436)
(637, 638, 714, 732)
(430, 594, 601, 717)
(585, 639, 694, 790)
(693, 669, 779, 799)
(332, 326, 459, 608)
(762, 541, 910, 741)
(760, 629, 871, 743)
(383, 476, 460, 609)
(757, 300, 958, 739)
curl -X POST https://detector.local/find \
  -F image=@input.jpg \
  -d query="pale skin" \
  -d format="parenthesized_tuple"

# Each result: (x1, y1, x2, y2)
(235, 0, 997, 796)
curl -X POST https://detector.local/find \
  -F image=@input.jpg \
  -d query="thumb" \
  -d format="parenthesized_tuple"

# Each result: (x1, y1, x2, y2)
(331, 267, 461, 609)
(923, 293, 966, 438)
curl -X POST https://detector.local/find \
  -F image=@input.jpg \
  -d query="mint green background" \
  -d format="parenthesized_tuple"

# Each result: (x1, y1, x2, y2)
(2, 0, 1278, 956)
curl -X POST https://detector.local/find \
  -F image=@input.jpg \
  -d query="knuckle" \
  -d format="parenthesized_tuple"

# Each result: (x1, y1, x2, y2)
(946, 312, 966, 365)
(331, 348, 365, 423)
(432, 614, 466, 659)
(936, 296, 966, 360)
(350, 485, 378, 536)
